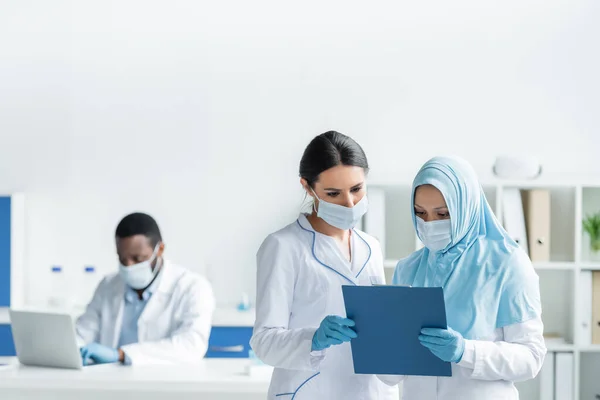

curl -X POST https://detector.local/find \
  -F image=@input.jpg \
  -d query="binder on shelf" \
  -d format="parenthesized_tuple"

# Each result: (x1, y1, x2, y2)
(554, 352, 574, 400)
(363, 187, 386, 256)
(522, 189, 551, 262)
(580, 270, 593, 346)
(502, 188, 529, 255)
(592, 271, 600, 344)
(543, 333, 566, 348)
(539, 351, 554, 400)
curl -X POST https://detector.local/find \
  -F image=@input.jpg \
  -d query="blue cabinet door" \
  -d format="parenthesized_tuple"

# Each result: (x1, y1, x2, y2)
(0, 197, 10, 307)
(0, 324, 15, 356)
(205, 327, 253, 358)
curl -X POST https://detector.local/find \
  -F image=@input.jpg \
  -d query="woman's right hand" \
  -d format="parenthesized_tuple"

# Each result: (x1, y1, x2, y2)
(311, 315, 357, 351)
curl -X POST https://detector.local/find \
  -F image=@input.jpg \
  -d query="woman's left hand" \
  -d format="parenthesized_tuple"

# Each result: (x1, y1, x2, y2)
(419, 327, 465, 363)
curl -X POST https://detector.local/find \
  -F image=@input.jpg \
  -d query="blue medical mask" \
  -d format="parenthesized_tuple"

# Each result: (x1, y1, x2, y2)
(311, 188, 369, 230)
(118, 244, 161, 289)
(416, 218, 452, 252)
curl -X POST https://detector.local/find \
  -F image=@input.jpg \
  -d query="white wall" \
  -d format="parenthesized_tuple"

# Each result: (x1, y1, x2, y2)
(0, 0, 599, 306)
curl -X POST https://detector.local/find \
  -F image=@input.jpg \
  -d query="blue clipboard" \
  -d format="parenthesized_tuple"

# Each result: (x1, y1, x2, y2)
(342, 285, 452, 377)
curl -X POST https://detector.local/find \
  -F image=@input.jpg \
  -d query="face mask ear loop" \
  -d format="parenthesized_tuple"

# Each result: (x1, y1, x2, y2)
(150, 242, 161, 269)
(310, 187, 320, 213)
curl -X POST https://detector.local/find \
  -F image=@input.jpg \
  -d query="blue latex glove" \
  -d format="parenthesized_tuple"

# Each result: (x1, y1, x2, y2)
(312, 315, 357, 351)
(80, 343, 120, 365)
(419, 327, 465, 363)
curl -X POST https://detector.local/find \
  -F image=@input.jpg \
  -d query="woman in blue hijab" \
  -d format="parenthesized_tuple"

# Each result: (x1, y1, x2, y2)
(379, 156, 547, 400)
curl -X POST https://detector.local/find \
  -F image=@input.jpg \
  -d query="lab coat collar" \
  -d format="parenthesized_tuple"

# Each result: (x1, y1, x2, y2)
(153, 260, 179, 295)
(296, 214, 365, 286)
(296, 213, 314, 233)
(111, 260, 176, 346)
(137, 260, 180, 330)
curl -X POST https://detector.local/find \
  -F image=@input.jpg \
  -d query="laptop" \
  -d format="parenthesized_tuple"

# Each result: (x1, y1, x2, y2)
(9, 309, 83, 369)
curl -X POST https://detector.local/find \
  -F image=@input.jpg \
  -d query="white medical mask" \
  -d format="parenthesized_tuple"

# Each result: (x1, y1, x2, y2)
(119, 244, 161, 289)
(416, 218, 452, 252)
(311, 188, 369, 230)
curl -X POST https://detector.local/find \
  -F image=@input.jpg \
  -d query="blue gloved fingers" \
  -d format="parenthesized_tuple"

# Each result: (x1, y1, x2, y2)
(311, 337, 327, 351)
(312, 336, 343, 351)
(325, 315, 355, 327)
(324, 326, 353, 343)
(326, 323, 358, 340)
(316, 338, 342, 349)
(419, 341, 444, 359)
(328, 323, 358, 339)
(419, 330, 465, 363)
(80, 346, 95, 365)
(340, 326, 358, 339)
(312, 315, 358, 351)
(418, 334, 450, 345)
(418, 336, 440, 347)
(324, 315, 357, 339)
(420, 328, 449, 337)
(80, 346, 90, 360)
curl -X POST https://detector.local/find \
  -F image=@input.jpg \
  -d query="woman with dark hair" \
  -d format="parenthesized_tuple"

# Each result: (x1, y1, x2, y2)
(250, 131, 398, 399)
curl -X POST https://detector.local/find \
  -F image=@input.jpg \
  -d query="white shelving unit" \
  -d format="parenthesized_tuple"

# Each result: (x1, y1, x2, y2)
(364, 180, 600, 400)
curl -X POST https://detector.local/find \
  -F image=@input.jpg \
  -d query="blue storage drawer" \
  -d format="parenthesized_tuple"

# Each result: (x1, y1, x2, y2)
(0, 324, 15, 356)
(206, 327, 253, 358)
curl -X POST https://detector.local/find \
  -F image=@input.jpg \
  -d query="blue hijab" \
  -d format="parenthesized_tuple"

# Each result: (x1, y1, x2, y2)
(393, 156, 541, 340)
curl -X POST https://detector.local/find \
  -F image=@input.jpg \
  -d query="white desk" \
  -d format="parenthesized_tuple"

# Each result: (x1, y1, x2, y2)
(0, 357, 271, 400)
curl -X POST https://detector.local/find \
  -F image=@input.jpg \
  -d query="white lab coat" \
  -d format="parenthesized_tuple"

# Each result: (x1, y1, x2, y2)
(378, 316, 547, 399)
(251, 214, 399, 400)
(76, 260, 215, 365)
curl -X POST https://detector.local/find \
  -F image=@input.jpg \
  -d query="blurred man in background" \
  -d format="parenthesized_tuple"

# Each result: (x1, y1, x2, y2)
(76, 212, 215, 365)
